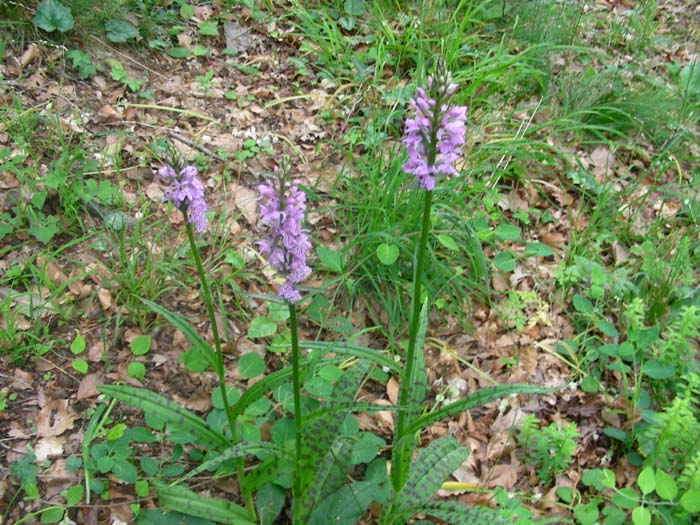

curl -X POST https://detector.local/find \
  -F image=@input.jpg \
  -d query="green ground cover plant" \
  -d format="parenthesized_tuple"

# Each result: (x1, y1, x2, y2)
(1, 0, 699, 524)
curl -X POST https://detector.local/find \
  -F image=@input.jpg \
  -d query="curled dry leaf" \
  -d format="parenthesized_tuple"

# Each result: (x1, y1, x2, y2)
(97, 288, 112, 311)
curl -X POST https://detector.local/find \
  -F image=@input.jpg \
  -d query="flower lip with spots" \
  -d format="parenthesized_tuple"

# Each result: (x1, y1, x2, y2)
(159, 164, 208, 233)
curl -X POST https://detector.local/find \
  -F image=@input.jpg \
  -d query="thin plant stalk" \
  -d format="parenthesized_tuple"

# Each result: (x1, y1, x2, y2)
(288, 301, 303, 523)
(392, 189, 433, 492)
(185, 223, 256, 518)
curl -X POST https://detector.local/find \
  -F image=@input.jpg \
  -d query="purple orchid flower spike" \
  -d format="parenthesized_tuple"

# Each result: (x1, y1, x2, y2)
(257, 164, 312, 304)
(402, 58, 467, 190)
(159, 164, 208, 233)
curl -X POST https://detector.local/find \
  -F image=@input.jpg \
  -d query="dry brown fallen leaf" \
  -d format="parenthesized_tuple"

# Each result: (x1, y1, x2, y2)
(36, 399, 78, 437)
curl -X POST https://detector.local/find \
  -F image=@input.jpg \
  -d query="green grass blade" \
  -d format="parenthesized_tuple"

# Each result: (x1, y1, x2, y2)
(408, 384, 560, 435)
(141, 298, 218, 374)
(154, 482, 255, 525)
(398, 435, 469, 510)
(98, 384, 228, 449)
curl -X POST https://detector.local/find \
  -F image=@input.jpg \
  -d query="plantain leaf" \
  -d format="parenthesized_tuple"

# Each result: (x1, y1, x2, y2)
(399, 435, 469, 510)
(408, 384, 560, 434)
(154, 482, 255, 525)
(307, 481, 378, 525)
(416, 501, 508, 524)
(302, 360, 371, 468)
(142, 299, 218, 374)
(175, 441, 285, 485)
(98, 385, 228, 449)
(301, 341, 399, 372)
(297, 437, 354, 522)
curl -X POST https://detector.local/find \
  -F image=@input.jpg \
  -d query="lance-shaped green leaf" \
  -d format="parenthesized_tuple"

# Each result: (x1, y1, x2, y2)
(302, 359, 371, 465)
(414, 501, 508, 525)
(391, 299, 429, 491)
(231, 366, 294, 420)
(142, 299, 218, 374)
(98, 385, 228, 449)
(297, 437, 353, 522)
(307, 481, 378, 525)
(398, 435, 469, 511)
(406, 298, 428, 426)
(302, 341, 399, 372)
(175, 441, 285, 485)
(154, 482, 255, 525)
(408, 384, 561, 434)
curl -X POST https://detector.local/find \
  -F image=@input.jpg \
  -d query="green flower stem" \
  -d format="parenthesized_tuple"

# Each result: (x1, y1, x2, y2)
(185, 223, 255, 518)
(288, 301, 303, 522)
(393, 189, 433, 490)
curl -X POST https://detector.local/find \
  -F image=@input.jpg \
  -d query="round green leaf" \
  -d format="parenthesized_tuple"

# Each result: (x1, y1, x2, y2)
(33, 0, 74, 33)
(654, 469, 678, 500)
(211, 385, 240, 410)
(612, 488, 639, 509)
(40, 507, 64, 523)
(112, 459, 137, 483)
(134, 479, 149, 497)
(436, 233, 458, 251)
(70, 334, 86, 355)
(239, 352, 265, 379)
(72, 359, 88, 374)
(248, 317, 277, 338)
(495, 223, 521, 241)
(493, 252, 515, 272)
(680, 489, 700, 512)
(127, 361, 146, 381)
(167, 47, 191, 58)
(376, 243, 399, 265)
(637, 467, 655, 495)
(61, 485, 83, 505)
(130, 335, 151, 356)
(631, 506, 651, 525)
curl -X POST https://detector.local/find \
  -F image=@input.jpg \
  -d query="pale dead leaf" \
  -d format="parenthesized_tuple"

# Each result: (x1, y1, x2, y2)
(97, 104, 123, 122)
(20, 44, 40, 69)
(386, 376, 399, 405)
(35, 436, 64, 462)
(37, 399, 78, 437)
(97, 288, 112, 311)
(12, 368, 33, 390)
(541, 232, 566, 249)
(231, 183, 257, 225)
(145, 182, 163, 202)
(77, 373, 103, 400)
(590, 146, 613, 181)
(485, 463, 518, 490)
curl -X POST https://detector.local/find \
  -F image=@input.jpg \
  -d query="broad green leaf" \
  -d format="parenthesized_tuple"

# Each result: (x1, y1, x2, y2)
(307, 481, 377, 525)
(654, 470, 678, 500)
(127, 361, 146, 381)
(572, 294, 594, 314)
(492, 252, 515, 272)
(247, 317, 277, 338)
(154, 482, 255, 525)
(642, 360, 675, 380)
(167, 47, 191, 58)
(637, 467, 655, 495)
(680, 489, 700, 512)
(70, 334, 86, 354)
(255, 483, 285, 525)
(232, 366, 294, 420)
(98, 385, 228, 449)
(494, 223, 521, 241)
(142, 299, 217, 373)
(436, 233, 458, 251)
(408, 384, 559, 434)
(351, 432, 385, 464)
(33, 0, 74, 33)
(631, 506, 651, 525)
(211, 386, 240, 410)
(376, 243, 399, 265)
(112, 459, 137, 483)
(130, 335, 151, 356)
(239, 352, 265, 378)
(72, 359, 88, 374)
(199, 20, 218, 36)
(40, 507, 64, 523)
(316, 245, 344, 273)
(398, 436, 469, 510)
(611, 488, 639, 509)
(524, 242, 554, 257)
(61, 485, 83, 505)
(105, 18, 139, 42)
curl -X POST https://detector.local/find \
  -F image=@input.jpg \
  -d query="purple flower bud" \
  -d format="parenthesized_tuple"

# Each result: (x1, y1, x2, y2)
(402, 64, 467, 191)
(159, 164, 208, 233)
(257, 179, 312, 303)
